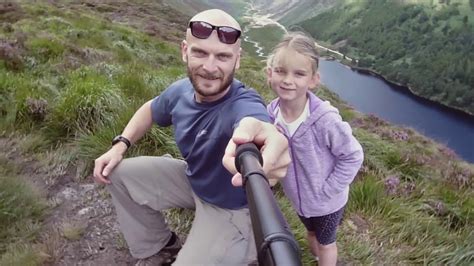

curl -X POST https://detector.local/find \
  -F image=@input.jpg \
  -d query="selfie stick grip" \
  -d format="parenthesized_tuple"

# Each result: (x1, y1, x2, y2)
(235, 143, 301, 266)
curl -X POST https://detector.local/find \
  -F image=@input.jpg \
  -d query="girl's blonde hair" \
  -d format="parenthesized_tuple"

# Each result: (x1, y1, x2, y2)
(267, 32, 319, 73)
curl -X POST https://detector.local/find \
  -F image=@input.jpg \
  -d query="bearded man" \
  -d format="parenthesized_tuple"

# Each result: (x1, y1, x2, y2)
(93, 9, 290, 265)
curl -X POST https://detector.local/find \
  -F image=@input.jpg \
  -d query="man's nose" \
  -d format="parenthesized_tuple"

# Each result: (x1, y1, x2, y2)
(202, 56, 218, 73)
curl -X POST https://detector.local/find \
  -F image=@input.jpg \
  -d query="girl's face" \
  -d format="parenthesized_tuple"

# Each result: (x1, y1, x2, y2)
(267, 48, 319, 103)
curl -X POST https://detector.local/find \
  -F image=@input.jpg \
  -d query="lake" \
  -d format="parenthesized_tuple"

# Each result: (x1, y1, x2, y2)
(319, 60, 474, 163)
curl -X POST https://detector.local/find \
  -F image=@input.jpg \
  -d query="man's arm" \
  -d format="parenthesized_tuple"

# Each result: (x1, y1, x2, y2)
(93, 100, 154, 184)
(222, 117, 291, 186)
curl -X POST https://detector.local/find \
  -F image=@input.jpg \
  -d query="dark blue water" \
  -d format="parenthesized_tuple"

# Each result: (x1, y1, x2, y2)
(319, 60, 474, 163)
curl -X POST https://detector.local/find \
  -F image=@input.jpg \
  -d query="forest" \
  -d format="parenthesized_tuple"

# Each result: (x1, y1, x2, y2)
(299, 0, 474, 114)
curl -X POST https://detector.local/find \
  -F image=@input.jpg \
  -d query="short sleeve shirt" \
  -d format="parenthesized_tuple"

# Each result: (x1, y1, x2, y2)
(151, 78, 270, 209)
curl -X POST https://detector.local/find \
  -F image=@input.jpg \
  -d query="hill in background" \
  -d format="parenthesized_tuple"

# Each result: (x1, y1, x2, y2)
(296, 0, 474, 115)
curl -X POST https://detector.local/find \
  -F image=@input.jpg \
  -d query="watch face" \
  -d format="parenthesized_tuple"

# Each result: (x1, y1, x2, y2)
(112, 135, 123, 146)
(112, 135, 121, 144)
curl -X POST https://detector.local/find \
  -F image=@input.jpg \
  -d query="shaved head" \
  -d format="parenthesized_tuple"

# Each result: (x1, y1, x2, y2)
(186, 9, 241, 44)
(181, 9, 242, 103)
(190, 9, 241, 31)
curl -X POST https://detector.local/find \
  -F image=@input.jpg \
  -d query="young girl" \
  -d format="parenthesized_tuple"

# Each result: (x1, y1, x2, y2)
(266, 32, 364, 266)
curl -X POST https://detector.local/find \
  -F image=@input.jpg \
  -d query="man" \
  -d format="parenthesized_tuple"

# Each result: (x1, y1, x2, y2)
(93, 9, 290, 265)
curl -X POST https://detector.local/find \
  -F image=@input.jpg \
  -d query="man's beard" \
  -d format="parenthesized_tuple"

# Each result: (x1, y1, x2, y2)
(187, 64, 235, 101)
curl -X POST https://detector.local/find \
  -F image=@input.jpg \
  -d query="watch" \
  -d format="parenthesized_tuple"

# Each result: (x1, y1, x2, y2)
(112, 135, 131, 149)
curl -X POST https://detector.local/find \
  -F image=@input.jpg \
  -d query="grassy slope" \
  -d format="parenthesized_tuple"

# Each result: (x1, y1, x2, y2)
(297, 0, 474, 115)
(0, 152, 46, 265)
(167, 0, 247, 18)
(0, 1, 473, 265)
(277, 0, 338, 25)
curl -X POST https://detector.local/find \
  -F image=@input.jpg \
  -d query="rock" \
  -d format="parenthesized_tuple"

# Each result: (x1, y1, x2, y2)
(60, 187, 78, 200)
(78, 207, 93, 216)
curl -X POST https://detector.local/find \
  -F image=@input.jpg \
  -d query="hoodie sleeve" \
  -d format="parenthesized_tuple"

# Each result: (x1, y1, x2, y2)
(320, 113, 364, 198)
(266, 99, 278, 123)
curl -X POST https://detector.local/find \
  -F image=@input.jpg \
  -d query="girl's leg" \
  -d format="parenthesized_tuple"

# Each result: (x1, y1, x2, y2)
(308, 206, 345, 266)
(315, 239, 337, 266)
(306, 231, 319, 258)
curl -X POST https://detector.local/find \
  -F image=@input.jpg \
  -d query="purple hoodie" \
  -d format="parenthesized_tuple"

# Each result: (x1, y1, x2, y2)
(267, 92, 364, 217)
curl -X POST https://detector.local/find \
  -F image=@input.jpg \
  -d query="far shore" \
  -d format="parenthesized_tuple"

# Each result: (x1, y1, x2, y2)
(323, 56, 474, 118)
(243, 3, 472, 118)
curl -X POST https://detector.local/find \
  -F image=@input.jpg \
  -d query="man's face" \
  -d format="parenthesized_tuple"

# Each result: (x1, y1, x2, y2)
(181, 28, 241, 102)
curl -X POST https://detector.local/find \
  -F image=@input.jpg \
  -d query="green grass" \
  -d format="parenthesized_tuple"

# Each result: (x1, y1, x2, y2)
(47, 66, 124, 138)
(0, 244, 44, 266)
(0, 156, 46, 265)
(244, 25, 286, 56)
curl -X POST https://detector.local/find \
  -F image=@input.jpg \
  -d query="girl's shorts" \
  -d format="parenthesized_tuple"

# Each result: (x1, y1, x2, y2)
(298, 206, 345, 245)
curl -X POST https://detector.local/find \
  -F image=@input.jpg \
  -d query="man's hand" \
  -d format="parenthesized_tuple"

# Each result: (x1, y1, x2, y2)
(223, 117, 290, 186)
(92, 143, 127, 184)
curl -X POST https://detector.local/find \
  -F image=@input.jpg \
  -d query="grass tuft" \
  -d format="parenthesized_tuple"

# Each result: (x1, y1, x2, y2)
(47, 66, 124, 138)
(27, 37, 65, 62)
(0, 160, 46, 256)
(0, 243, 44, 266)
(61, 222, 85, 241)
(348, 174, 391, 217)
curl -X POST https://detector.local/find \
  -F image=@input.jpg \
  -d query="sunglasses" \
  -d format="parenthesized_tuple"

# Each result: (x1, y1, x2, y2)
(188, 21, 241, 44)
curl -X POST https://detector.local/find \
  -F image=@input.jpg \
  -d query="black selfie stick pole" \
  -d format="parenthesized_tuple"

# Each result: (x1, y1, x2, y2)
(235, 143, 301, 266)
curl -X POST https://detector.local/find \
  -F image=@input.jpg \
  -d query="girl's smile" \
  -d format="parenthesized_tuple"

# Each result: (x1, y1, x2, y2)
(267, 48, 319, 104)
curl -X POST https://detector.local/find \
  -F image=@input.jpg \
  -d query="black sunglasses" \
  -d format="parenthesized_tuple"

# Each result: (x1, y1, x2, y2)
(188, 21, 241, 44)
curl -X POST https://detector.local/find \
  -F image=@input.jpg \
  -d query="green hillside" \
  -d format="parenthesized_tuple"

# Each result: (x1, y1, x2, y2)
(0, 1, 473, 265)
(298, 0, 474, 115)
(166, 0, 248, 18)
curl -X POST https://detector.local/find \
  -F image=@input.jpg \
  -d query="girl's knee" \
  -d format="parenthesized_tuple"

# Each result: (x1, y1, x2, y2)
(317, 242, 336, 251)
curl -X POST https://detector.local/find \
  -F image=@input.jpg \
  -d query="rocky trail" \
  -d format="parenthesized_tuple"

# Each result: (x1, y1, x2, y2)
(2, 137, 134, 265)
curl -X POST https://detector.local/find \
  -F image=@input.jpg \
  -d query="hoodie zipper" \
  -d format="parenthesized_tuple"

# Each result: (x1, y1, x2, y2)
(276, 122, 305, 217)
(272, 95, 326, 217)
(288, 137, 304, 216)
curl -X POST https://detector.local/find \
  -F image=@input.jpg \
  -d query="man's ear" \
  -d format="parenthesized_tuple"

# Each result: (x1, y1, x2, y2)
(181, 40, 188, 63)
(235, 47, 242, 70)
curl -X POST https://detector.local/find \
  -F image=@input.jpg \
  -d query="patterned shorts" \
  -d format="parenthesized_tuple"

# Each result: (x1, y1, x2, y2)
(298, 206, 345, 245)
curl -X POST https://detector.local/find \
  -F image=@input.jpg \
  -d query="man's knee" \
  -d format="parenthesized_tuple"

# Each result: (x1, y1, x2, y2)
(108, 156, 146, 183)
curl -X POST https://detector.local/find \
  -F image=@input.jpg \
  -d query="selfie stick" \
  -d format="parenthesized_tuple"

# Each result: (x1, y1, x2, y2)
(235, 143, 301, 266)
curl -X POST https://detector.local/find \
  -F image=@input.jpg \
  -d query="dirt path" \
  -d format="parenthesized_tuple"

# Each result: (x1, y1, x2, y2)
(2, 137, 134, 265)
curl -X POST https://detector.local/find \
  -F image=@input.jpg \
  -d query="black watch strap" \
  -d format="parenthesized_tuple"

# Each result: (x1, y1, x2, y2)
(112, 135, 131, 149)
